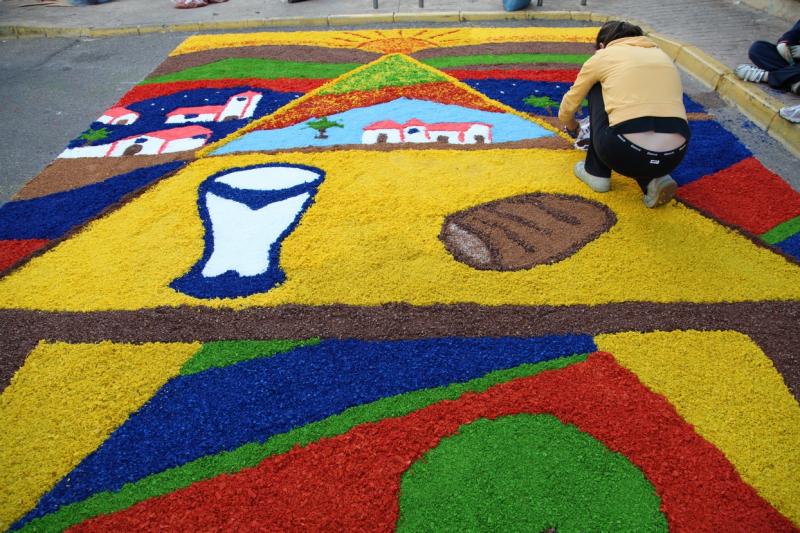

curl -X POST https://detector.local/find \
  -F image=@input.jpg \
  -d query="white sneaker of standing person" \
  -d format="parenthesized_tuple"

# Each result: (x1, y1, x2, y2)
(573, 161, 611, 192)
(643, 175, 678, 208)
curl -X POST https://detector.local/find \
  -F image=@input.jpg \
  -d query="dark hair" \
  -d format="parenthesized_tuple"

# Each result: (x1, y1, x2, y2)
(595, 20, 643, 50)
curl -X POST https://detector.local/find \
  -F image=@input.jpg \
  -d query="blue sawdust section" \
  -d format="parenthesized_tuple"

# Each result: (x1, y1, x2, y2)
(0, 161, 186, 240)
(67, 87, 301, 149)
(15, 335, 596, 528)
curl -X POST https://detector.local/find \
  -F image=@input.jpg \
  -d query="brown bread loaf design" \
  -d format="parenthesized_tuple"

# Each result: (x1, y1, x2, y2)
(440, 193, 616, 271)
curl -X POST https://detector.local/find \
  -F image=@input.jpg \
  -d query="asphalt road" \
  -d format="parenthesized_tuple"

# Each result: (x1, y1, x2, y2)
(0, 24, 797, 205)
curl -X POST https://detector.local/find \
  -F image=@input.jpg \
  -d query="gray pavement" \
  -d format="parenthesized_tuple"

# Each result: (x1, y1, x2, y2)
(0, 0, 798, 204)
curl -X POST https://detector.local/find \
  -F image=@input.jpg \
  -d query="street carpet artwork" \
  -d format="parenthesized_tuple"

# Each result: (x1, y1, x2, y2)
(2, 26, 800, 532)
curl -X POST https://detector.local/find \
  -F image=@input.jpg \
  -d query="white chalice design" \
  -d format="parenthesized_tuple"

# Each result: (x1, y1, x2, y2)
(171, 163, 325, 298)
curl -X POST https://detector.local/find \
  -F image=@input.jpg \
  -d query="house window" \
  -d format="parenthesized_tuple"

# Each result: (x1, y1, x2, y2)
(185, 113, 199, 119)
(192, 134, 208, 139)
(134, 137, 148, 143)
(236, 97, 247, 101)
(407, 128, 420, 134)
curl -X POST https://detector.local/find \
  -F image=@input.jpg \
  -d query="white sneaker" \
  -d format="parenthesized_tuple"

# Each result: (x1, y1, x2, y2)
(573, 162, 610, 192)
(779, 104, 800, 123)
(643, 175, 677, 208)
(734, 64, 768, 83)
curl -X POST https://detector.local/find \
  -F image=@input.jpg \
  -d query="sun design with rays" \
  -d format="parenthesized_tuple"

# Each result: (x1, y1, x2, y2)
(329, 29, 465, 54)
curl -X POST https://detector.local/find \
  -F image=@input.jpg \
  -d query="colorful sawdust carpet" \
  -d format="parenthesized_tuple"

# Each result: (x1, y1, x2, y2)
(1, 27, 800, 532)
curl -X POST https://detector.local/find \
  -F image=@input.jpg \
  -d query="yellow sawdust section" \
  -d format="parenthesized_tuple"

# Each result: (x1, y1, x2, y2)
(0, 341, 199, 529)
(199, 53, 568, 157)
(596, 331, 800, 526)
(3, 150, 800, 311)
(170, 27, 598, 56)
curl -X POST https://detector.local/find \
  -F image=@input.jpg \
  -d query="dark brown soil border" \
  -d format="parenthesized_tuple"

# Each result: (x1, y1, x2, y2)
(2, 302, 798, 400)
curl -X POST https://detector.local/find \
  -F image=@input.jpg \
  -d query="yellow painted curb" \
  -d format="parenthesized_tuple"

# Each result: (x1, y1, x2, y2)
(717, 74, 783, 129)
(11, 26, 48, 38)
(84, 26, 140, 37)
(570, 11, 593, 21)
(210, 19, 272, 30)
(328, 13, 394, 25)
(393, 11, 461, 22)
(674, 45, 728, 90)
(590, 12, 610, 22)
(460, 10, 529, 21)
(160, 23, 203, 33)
(767, 112, 800, 159)
(263, 16, 329, 27)
(647, 31, 685, 60)
(528, 10, 572, 20)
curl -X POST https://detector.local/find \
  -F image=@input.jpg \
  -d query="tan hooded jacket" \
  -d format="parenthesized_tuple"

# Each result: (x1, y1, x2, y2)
(558, 36, 687, 126)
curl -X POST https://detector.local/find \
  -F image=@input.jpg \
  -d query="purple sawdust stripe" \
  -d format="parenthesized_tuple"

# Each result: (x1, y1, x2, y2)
(14, 335, 595, 527)
(0, 302, 798, 398)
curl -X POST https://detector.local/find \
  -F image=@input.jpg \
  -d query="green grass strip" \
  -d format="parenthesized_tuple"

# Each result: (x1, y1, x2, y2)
(760, 215, 800, 245)
(21, 354, 588, 533)
(421, 53, 590, 69)
(398, 414, 667, 532)
(180, 339, 321, 375)
(317, 54, 448, 95)
(142, 58, 360, 84)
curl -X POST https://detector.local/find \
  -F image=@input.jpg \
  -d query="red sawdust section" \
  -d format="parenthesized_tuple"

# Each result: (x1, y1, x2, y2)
(253, 81, 504, 131)
(444, 68, 579, 82)
(117, 79, 327, 106)
(0, 239, 49, 272)
(677, 156, 800, 234)
(71, 353, 793, 533)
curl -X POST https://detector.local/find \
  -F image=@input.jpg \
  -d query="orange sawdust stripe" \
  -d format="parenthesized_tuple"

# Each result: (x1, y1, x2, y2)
(250, 81, 501, 131)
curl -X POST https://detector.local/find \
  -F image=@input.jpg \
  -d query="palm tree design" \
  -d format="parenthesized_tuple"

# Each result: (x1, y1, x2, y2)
(523, 95, 559, 116)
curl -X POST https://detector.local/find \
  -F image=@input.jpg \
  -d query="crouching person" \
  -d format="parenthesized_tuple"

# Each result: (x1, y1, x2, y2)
(559, 21, 690, 208)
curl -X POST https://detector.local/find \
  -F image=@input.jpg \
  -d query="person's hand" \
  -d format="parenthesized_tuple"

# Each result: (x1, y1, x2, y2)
(777, 42, 795, 64)
(561, 117, 579, 138)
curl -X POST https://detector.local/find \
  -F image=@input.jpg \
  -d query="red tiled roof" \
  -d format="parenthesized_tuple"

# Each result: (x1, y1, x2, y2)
(363, 120, 403, 131)
(403, 118, 427, 127)
(166, 105, 224, 117)
(127, 125, 212, 141)
(103, 107, 139, 118)
(428, 122, 492, 132)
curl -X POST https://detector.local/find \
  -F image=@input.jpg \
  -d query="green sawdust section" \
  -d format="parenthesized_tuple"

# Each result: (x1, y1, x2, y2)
(20, 354, 588, 533)
(398, 414, 668, 532)
(142, 58, 361, 84)
(761, 215, 800, 245)
(422, 53, 591, 69)
(316, 54, 449, 95)
(180, 339, 321, 375)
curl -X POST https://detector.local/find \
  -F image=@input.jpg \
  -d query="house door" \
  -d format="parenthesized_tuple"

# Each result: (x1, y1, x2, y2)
(117, 120, 128, 125)
(222, 116, 238, 122)
(436, 135, 449, 143)
(376, 134, 388, 143)
(123, 144, 143, 156)
(474, 135, 485, 144)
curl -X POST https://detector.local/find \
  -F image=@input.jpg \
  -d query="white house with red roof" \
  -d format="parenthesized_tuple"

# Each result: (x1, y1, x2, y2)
(362, 118, 492, 145)
(165, 91, 263, 124)
(59, 126, 213, 158)
(97, 107, 140, 125)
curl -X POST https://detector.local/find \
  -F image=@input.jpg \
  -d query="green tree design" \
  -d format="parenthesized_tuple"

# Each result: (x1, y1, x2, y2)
(523, 96, 589, 116)
(78, 127, 111, 145)
(523, 95, 559, 116)
(305, 117, 344, 139)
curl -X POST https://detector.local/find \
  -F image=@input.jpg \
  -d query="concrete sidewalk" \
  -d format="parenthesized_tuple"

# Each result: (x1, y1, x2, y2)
(2, 0, 798, 151)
